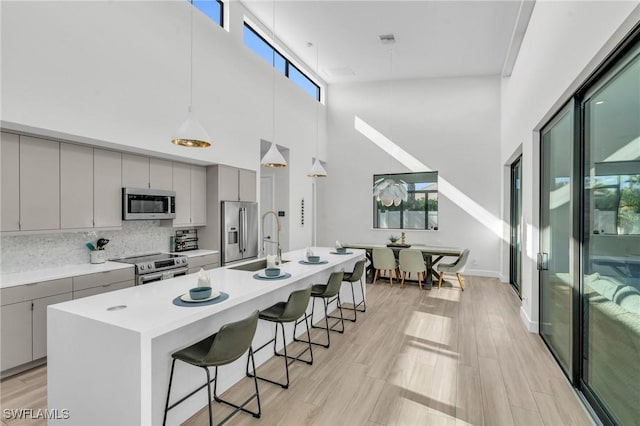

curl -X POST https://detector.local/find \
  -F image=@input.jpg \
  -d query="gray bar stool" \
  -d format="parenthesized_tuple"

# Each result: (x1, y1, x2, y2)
(246, 287, 313, 389)
(163, 310, 261, 426)
(341, 259, 367, 322)
(294, 271, 345, 348)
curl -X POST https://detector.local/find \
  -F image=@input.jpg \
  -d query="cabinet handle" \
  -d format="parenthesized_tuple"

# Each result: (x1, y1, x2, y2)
(101, 283, 112, 288)
(25, 282, 39, 286)
(31, 302, 34, 311)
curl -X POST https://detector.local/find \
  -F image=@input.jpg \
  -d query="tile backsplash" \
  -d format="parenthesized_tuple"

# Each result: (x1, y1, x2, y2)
(0, 221, 175, 274)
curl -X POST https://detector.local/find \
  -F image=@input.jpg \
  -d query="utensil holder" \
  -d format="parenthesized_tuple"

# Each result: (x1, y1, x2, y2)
(90, 250, 106, 264)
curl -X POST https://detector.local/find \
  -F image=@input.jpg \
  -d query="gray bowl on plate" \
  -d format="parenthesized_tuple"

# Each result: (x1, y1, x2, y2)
(307, 255, 320, 263)
(265, 267, 281, 277)
(190, 287, 212, 300)
(336, 247, 347, 253)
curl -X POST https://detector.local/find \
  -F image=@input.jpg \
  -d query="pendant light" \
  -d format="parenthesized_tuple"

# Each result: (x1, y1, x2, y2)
(261, 0, 287, 168)
(308, 42, 327, 178)
(172, 1, 211, 148)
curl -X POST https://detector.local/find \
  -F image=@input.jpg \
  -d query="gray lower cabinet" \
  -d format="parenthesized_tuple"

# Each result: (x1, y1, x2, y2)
(187, 253, 220, 274)
(73, 281, 133, 299)
(72, 268, 135, 299)
(0, 277, 73, 373)
(0, 301, 32, 371)
(32, 293, 72, 360)
(1, 267, 134, 374)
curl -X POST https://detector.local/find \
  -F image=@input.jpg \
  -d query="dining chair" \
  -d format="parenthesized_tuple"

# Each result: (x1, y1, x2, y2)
(398, 249, 426, 290)
(372, 247, 398, 286)
(436, 249, 470, 291)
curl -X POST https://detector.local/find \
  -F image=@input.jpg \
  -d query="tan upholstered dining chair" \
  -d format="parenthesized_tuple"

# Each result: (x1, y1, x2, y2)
(436, 249, 470, 291)
(372, 247, 398, 286)
(398, 249, 427, 290)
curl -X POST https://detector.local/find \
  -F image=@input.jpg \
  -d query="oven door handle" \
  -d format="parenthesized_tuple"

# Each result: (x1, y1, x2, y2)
(138, 271, 165, 285)
(138, 267, 189, 285)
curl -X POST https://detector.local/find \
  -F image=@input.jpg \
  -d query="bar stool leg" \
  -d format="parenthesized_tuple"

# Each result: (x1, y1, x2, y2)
(162, 359, 176, 426)
(215, 350, 261, 424)
(205, 366, 213, 426)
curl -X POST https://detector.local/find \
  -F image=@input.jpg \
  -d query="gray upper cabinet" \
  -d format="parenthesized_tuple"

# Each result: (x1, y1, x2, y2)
(123, 154, 173, 190)
(149, 158, 173, 190)
(60, 143, 94, 229)
(239, 169, 257, 202)
(172, 163, 206, 226)
(94, 149, 122, 228)
(190, 166, 207, 225)
(1, 132, 20, 231)
(216, 165, 256, 202)
(20, 136, 60, 231)
(172, 162, 191, 226)
(122, 153, 149, 189)
(218, 165, 240, 201)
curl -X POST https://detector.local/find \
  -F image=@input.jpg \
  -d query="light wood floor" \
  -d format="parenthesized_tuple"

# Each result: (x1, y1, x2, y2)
(0, 276, 594, 426)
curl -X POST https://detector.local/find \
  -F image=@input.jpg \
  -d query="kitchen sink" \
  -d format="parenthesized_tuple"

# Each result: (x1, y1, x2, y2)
(229, 259, 290, 272)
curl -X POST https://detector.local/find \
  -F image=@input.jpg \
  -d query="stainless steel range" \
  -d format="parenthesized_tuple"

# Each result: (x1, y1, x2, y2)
(113, 253, 189, 285)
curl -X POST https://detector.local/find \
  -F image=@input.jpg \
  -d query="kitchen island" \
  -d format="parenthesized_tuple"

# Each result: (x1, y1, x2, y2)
(47, 248, 364, 425)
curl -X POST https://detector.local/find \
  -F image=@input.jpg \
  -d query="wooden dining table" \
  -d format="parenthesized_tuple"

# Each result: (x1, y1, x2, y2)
(343, 243, 463, 290)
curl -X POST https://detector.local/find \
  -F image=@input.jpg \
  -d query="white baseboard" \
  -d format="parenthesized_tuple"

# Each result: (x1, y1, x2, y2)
(520, 306, 539, 333)
(465, 268, 500, 278)
(498, 272, 509, 283)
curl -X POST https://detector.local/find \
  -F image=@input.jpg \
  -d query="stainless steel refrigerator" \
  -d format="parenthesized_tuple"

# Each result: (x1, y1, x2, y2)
(221, 201, 259, 265)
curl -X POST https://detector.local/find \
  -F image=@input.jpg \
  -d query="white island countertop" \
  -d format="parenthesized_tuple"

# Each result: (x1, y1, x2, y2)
(50, 247, 352, 338)
(48, 247, 365, 426)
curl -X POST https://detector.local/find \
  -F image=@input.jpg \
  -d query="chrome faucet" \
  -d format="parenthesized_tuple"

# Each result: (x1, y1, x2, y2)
(261, 210, 281, 263)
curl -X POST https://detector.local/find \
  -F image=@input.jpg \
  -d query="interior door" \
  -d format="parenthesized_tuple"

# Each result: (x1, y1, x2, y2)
(510, 156, 522, 295)
(539, 105, 574, 375)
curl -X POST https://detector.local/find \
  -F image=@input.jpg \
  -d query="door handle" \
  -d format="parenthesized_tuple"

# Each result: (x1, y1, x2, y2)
(537, 253, 549, 270)
(238, 209, 244, 253)
(242, 208, 248, 253)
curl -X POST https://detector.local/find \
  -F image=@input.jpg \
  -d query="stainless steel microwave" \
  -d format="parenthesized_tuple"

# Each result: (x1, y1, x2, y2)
(122, 188, 176, 220)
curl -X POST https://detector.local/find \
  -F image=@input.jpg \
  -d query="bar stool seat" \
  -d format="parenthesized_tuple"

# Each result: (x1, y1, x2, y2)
(163, 310, 261, 426)
(247, 287, 313, 389)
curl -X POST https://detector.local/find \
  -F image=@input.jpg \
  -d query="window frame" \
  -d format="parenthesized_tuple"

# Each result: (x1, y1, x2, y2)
(243, 22, 321, 102)
(190, 0, 224, 28)
(372, 171, 439, 231)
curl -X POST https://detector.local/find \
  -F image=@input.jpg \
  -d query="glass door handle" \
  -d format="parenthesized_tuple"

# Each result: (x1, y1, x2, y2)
(537, 253, 549, 270)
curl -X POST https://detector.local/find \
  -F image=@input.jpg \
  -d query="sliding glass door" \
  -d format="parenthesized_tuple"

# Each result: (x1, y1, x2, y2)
(510, 157, 522, 295)
(581, 45, 640, 425)
(539, 106, 574, 375)
(538, 28, 640, 424)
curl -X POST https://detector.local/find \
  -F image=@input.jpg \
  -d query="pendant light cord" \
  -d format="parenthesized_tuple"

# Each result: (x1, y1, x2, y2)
(189, 0, 194, 110)
(315, 43, 319, 159)
(272, 0, 276, 143)
(389, 47, 393, 140)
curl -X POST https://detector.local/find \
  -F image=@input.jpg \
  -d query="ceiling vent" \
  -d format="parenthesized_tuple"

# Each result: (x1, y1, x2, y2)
(378, 34, 396, 45)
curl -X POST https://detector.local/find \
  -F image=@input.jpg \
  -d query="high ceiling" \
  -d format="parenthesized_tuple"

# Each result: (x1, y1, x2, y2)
(240, 0, 534, 85)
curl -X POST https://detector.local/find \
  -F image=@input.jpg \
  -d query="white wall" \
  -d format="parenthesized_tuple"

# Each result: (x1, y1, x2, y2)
(500, 1, 640, 331)
(1, 0, 327, 256)
(320, 76, 502, 276)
